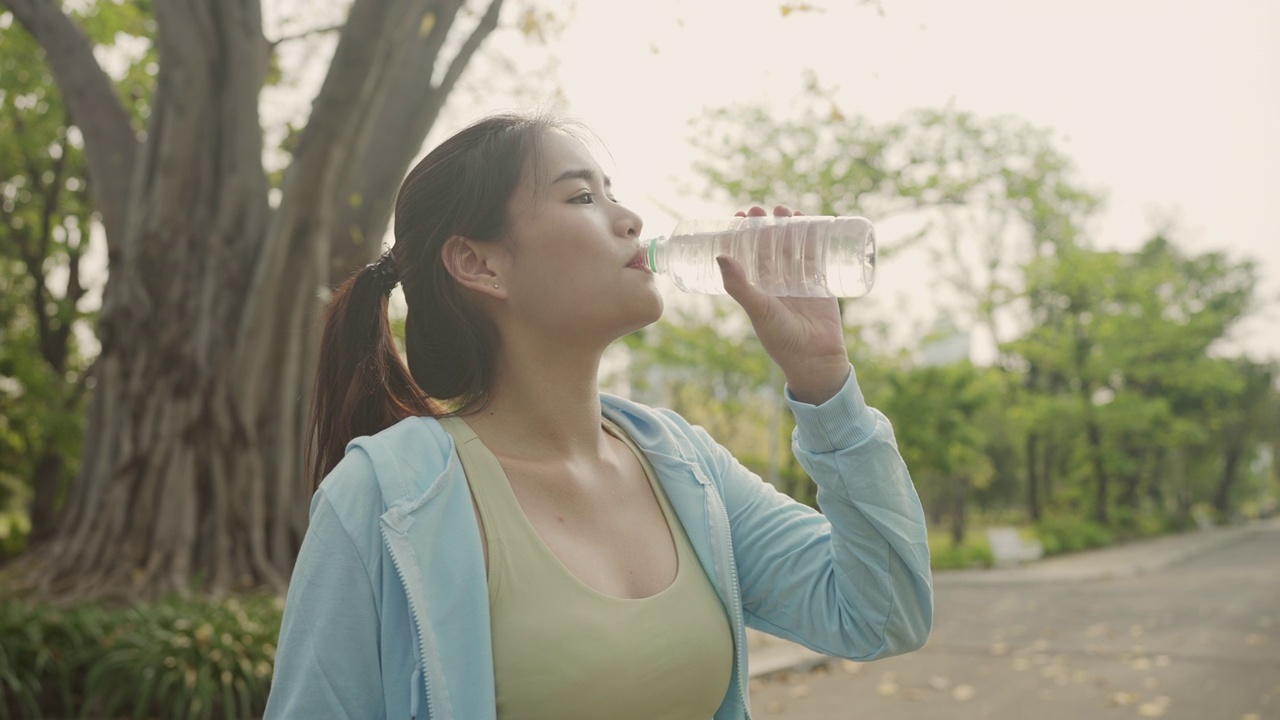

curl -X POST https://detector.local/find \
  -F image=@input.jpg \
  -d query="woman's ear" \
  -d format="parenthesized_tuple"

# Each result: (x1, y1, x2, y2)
(441, 236, 507, 298)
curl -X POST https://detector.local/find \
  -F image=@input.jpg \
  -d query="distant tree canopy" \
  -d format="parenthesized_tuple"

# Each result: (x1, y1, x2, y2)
(625, 84, 1278, 545)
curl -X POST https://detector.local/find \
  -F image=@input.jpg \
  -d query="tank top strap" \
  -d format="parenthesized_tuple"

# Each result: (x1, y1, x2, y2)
(437, 416, 529, 533)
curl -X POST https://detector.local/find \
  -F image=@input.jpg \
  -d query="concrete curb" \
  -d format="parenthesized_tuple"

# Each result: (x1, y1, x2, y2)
(746, 521, 1275, 680)
(933, 522, 1266, 586)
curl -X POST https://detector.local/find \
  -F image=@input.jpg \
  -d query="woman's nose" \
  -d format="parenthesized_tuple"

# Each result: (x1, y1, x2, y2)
(615, 204, 643, 239)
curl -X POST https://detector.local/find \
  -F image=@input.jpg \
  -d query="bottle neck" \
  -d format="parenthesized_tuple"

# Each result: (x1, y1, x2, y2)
(643, 236, 668, 274)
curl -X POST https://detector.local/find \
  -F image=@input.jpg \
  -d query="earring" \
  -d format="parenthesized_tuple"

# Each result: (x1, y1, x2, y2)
(492, 283, 499, 289)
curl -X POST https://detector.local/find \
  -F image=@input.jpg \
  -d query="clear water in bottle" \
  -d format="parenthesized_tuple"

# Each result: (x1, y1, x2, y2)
(643, 215, 876, 297)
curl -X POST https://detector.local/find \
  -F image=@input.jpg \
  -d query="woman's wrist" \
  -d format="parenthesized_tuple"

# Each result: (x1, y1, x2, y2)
(783, 358, 852, 406)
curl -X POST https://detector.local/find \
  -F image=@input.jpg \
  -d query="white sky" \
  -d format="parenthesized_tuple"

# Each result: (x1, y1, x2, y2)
(426, 0, 1279, 360)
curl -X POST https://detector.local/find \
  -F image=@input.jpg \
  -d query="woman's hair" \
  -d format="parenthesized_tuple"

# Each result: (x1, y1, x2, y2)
(306, 112, 563, 489)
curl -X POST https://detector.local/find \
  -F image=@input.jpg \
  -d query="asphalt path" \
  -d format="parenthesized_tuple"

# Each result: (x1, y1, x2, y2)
(749, 524, 1280, 720)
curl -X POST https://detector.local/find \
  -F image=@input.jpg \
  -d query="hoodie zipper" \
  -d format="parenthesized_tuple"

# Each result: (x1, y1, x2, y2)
(703, 473, 751, 719)
(383, 523, 435, 720)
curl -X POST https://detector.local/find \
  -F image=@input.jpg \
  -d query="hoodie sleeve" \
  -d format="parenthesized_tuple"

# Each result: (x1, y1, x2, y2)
(264, 452, 387, 720)
(696, 364, 933, 660)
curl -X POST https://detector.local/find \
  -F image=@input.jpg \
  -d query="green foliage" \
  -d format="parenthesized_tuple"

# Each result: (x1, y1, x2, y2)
(1032, 514, 1113, 556)
(0, 594, 281, 720)
(928, 533, 995, 570)
(687, 81, 1278, 545)
(875, 362, 1000, 543)
(0, 13, 94, 555)
(0, 0, 154, 554)
(621, 303, 777, 453)
(1008, 234, 1265, 523)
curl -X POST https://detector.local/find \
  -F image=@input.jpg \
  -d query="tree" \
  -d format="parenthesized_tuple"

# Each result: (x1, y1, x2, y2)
(690, 81, 1107, 392)
(878, 362, 997, 544)
(690, 81, 1274, 531)
(1008, 235, 1261, 524)
(0, 6, 121, 553)
(691, 82, 1105, 523)
(3, 0, 516, 598)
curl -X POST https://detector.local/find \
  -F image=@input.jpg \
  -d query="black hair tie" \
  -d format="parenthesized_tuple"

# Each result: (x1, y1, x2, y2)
(368, 250, 399, 297)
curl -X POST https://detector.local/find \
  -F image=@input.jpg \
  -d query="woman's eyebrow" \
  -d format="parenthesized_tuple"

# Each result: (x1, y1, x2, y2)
(552, 168, 612, 188)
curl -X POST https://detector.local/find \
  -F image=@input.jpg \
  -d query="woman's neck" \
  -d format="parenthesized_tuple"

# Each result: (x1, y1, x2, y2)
(460, 336, 610, 462)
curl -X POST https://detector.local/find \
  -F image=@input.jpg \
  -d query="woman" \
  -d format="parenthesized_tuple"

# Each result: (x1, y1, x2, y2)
(264, 113, 932, 720)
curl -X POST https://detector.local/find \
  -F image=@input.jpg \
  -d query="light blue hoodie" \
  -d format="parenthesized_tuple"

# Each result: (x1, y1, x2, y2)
(264, 366, 932, 719)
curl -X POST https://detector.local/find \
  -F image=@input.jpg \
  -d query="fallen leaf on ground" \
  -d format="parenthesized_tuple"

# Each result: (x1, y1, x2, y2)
(878, 672, 898, 697)
(928, 675, 950, 691)
(952, 684, 976, 702)
(1138, 696, 1172, 718)
(1246, 634, 1269, 646)
(788, 685, 810, 699)
(841, 659, 863, 674)
(1107, 691, 1139, 707)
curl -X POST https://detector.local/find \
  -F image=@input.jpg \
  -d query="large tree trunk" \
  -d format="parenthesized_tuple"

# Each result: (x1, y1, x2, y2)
(1086, 417, 1110, 525)
(1212, 441, 1243, 519)
(9, 0, 506, 599)
(27, 450, 63, 546)
(950, 475, 970, 546)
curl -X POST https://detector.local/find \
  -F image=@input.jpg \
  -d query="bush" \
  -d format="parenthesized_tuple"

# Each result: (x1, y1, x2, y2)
(1109, 507, 1175, 539)
(927, 531, 995, 570)
(931, 542, 995, 570)
(1033, 514, 1113, 556)
(0, 594, 282, 720)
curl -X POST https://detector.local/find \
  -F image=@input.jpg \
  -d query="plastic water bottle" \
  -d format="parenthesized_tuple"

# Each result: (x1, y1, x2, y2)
(642, 215, 876, 298)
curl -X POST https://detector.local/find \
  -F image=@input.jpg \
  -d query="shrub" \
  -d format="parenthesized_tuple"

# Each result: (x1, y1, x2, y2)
(931, 542, 995, 570)
(927, 531, 995, 570)
(1033, 514, 1113, 556)
(0, 594, 282, 720)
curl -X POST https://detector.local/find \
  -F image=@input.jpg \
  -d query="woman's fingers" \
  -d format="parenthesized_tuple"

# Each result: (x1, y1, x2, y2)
(716, 255, 773, 323)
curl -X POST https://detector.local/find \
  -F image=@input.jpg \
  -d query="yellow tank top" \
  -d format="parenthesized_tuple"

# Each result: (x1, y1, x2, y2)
(439, 416, 733, 720)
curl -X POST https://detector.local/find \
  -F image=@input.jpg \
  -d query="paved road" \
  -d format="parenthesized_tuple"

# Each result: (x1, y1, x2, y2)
(749, 525, 1280, 719)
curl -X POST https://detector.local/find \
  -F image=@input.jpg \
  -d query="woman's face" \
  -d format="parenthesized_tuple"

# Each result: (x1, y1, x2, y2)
(493, 130, 663, 344)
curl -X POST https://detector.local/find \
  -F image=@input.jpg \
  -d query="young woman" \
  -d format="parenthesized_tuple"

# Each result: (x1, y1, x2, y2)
(264, 113, 932, 720)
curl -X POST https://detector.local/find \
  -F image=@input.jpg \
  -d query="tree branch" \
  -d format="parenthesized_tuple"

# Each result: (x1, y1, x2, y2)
(326, 0, 506, 281)
(266, 22, 344, 49)
(5, 0, 139, 250)
(436, 0, 504, 99)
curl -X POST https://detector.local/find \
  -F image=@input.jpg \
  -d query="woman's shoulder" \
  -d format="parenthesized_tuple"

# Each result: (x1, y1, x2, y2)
(318, 414, 456, 513)
(601, 394, 716, 458)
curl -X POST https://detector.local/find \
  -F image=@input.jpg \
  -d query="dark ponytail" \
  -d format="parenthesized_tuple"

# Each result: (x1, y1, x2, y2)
(306, 260, 432, 489)
(306, 112, 565, 489)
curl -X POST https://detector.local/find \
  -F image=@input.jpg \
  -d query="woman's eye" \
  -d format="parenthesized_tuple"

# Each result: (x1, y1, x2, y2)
(570, 192, 594, 204)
